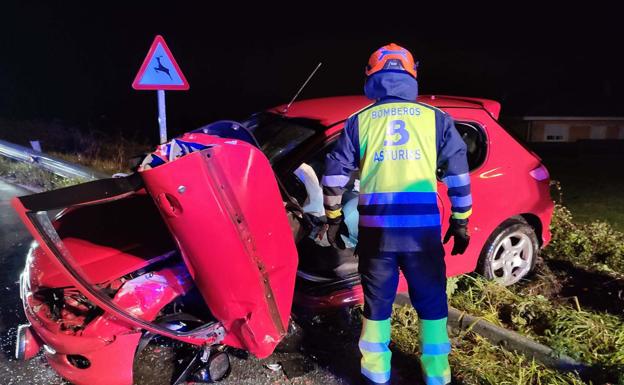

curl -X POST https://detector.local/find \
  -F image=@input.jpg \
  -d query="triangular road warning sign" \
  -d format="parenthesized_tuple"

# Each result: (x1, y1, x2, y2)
(132, 35, 189, 90)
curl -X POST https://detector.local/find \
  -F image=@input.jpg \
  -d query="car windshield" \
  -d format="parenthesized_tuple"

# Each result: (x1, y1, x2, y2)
(243, 113, 321, 163)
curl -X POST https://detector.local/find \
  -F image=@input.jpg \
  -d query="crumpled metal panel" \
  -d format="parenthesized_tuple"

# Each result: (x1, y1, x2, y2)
(20, 259, 195, 385)
(140, 134, 298, 358)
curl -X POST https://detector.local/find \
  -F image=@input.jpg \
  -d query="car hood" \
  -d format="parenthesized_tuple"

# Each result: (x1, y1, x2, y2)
(12, 134, 298, 358)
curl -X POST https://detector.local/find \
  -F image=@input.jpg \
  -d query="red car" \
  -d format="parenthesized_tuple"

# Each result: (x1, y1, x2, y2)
(12, 95, 553, 385)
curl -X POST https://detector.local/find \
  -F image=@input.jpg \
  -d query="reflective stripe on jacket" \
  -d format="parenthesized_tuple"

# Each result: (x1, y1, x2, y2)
(322, 97, 471, 252)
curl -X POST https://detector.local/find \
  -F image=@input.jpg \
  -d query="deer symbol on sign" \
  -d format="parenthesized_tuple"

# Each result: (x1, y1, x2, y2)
(154, 56, 172, 79)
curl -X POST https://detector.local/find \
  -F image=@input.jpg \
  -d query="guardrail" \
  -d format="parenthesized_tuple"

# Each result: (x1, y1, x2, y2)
(0, 139, 108, 181)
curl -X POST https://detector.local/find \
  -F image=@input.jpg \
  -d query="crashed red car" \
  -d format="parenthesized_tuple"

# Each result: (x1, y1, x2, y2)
(12, 95, 553, 385)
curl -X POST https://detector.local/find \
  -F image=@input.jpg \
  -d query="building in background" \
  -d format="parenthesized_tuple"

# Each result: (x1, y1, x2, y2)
(505, 117, 624, 143)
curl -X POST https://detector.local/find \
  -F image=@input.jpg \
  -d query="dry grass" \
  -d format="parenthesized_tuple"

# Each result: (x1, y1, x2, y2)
(545, 155, 624, 233)
(0, 118, 152, 174)
(0, 118, 153, 188)
(544, 205, 624, 276)
(0, 157, 82, 191)
(391, 305, 587, 385)
(449, 275, 624, 384)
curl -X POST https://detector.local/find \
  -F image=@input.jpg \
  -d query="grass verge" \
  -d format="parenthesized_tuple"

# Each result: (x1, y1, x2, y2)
(544, 205, 624, 276)
(0, 119, 151, 175)
(0, 157, 84, 191)
(391, 202, 624, 384)
(448, 275, 624, 384)
(0, 121, 150, 189)
(392, 305, 587, 385)
(544, 155, 624, 233)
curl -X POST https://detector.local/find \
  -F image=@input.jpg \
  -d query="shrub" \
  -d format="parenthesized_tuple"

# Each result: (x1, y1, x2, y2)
(545, 205, 624, 275)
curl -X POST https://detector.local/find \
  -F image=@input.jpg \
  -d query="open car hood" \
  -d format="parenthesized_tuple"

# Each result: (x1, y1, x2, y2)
(12, 134, 298, 358)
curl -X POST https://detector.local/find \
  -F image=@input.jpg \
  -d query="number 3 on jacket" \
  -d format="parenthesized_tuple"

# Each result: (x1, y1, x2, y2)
(384, 119, 410, 146)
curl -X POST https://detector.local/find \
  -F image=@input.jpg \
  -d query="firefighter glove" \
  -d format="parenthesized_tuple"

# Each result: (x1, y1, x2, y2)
(322, 214, 347, 249)
(443, 218, 470, 255)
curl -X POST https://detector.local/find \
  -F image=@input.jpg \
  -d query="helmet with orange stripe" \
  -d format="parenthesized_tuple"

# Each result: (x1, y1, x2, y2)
(365, 43, 418, 79)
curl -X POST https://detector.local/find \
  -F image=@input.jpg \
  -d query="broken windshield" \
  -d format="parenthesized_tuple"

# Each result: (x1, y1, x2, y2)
(244, 113, 321, 163)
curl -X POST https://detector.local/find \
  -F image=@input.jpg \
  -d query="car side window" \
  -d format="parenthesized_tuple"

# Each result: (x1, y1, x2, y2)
(306, 141, 337, 178)
(455, 121, 487, 171)
(436, 121, 487, 180)
(289, 140, 361, 210)
(305, 140, 359, 190)
(283, 142, 338, 208)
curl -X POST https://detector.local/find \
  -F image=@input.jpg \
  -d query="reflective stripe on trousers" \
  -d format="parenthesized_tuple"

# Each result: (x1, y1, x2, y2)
(358, 317, 451, 385)
(360, 317, 391, 384)
(420, 318, 451, 385)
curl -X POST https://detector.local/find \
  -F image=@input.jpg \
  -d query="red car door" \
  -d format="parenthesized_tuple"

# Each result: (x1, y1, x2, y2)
(141, 135, 298, 357)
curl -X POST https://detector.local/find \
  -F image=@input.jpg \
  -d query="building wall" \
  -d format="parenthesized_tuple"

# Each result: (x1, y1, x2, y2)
(528, 120, 624, 142)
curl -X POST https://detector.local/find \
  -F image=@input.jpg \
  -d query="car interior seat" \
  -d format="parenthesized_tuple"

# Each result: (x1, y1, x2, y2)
(293, 163, 360, 281)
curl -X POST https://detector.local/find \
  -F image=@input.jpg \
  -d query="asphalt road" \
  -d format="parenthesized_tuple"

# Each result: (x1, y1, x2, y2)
(0, 180, 68, 384)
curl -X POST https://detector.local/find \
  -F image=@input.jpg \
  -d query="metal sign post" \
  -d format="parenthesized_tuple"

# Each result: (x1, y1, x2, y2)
(132, 35, 189, 144)
(157, 90, 167, 144)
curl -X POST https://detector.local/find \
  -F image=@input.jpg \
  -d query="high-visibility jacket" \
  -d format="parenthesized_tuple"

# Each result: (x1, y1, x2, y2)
(322, 96, 471, 253)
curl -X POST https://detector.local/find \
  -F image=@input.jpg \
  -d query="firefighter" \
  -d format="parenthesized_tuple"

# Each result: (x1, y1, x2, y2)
(321, 43, 472, 385)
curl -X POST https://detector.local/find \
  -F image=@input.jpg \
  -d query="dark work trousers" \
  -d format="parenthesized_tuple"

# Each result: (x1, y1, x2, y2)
(358, 248, 448, 321)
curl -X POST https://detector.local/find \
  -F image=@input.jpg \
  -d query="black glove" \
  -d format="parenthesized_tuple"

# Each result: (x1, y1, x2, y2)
(321, 215, 347, 249)
(443, 218, 470, 255)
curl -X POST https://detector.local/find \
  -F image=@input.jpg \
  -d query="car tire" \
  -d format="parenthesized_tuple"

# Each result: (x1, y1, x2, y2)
(478, 218, 539, 286)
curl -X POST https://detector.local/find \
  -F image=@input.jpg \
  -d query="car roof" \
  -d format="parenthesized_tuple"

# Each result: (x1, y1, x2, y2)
(271, 95, 501, 125)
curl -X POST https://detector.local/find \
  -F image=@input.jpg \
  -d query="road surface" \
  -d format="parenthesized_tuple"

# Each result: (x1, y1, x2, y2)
(0, 180, 68, 384)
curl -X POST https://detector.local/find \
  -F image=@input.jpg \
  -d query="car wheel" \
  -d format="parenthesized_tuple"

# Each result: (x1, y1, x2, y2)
(479, 218, 538, 286)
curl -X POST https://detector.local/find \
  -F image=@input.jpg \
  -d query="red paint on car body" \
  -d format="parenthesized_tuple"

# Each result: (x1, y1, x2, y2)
(140, 134, 298, 358)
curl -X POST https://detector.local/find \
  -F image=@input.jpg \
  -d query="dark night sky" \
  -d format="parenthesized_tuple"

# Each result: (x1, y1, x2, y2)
(1, 3, 622, 141)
